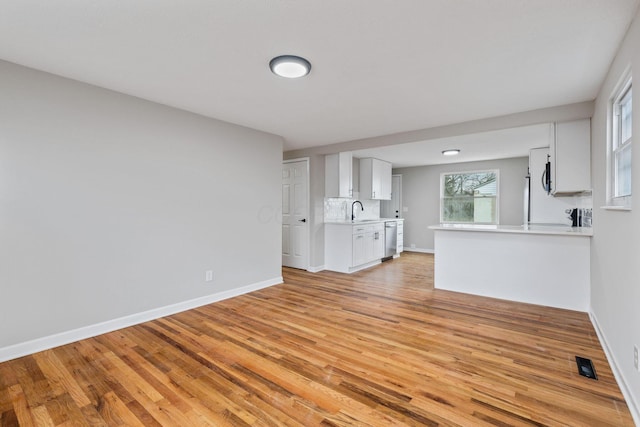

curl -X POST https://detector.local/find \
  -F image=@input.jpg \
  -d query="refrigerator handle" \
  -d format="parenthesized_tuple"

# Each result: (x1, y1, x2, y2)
(543, 155, 552, 194)
(524, 175, 530, 225)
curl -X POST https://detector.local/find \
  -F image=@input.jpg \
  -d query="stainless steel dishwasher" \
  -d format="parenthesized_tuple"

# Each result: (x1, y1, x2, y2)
(384, 221, 397, 260)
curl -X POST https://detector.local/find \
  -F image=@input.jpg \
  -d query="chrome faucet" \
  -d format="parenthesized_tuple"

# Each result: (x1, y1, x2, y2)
(351, 200, 364, 221)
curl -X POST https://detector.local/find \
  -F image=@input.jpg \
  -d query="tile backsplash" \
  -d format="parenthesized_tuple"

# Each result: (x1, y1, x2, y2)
(324, 198, 380, 221)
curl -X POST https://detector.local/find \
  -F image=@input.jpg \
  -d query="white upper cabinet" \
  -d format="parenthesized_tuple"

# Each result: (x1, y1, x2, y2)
(550, 119, 591, 195)
(359, 158, 392, 200)
(379, 161, 393, 200)
(325, 152, 353, 198)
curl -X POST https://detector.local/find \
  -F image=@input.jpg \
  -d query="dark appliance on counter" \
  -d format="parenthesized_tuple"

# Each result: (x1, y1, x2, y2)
(568, 209, 580, 227)
(566, 208, 592, 227)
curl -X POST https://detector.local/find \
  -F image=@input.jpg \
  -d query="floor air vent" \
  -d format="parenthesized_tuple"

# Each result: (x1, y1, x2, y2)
(576, 356, 597, 379)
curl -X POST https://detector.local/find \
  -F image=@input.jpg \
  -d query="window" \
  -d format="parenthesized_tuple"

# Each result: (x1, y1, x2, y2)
(440, 170, 499, 224)
(608, 73, 632, 208)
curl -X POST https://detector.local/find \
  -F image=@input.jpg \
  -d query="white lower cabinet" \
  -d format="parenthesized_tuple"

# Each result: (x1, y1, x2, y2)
(396, 220, 404, 254)
(325, 222, 385, 273)
(375, 229, 385, 258)
(352, 232, 367, 267)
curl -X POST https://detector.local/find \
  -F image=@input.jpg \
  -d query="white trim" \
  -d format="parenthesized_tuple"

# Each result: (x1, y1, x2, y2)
(606, 66, 632, 208)
(600, 205, 632, 211)
(307, 265, 325, 273)
(0, 276, 283, 363)
(282, 157, 310, 164)
(404, 247, 435, 254)
(349, 259, 381, 273)
(589, 311, 640, 426)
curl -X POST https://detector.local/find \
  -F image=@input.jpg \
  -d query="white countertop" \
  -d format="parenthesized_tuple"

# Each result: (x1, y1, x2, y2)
(429, 223, 593, 237)
(325, 218, 404, 225)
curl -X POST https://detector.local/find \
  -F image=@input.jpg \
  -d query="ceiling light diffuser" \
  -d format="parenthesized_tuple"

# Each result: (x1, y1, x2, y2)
(442, 149, 461, 156)
(269, 55, 311, 78)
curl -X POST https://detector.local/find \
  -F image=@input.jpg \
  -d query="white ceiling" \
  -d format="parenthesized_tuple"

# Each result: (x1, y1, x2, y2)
(0, 1, 638, 152)
(352, 123, 553, 167)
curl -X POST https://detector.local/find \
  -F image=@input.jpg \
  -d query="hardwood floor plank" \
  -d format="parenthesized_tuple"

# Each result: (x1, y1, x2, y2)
(28, 405, 55, 427)
(98, 391, 144, 426)
(0, 253, 634, 426)
(0, 408, 19, 427)
(32, 350, 92, 408)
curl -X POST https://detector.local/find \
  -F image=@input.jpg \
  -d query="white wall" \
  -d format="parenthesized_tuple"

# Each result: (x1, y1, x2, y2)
(394, 157, 528, 251)
(0, 60, 283, 355)
(590, 8, 640, 421)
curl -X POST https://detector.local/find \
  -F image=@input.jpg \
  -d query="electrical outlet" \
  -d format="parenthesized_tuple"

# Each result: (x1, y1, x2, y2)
(634, 345, 639, 371)
(205, 270, 214, 282)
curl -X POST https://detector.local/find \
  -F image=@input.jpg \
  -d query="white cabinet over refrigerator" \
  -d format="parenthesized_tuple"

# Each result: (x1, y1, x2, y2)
(549, 119, 591, 195)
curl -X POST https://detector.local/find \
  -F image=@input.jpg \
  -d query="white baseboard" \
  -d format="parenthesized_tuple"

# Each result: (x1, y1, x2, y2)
(589, 311, 640, 426)
(349, 259, 381, 273)
(404, 247, 434, 254)
(0, 276, 283, 363)
(307, 265, 325, 273)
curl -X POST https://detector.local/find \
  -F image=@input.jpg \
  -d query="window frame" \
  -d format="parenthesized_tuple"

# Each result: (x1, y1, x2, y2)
(607, 70, 632, 209)
(439, 169, 500, 225)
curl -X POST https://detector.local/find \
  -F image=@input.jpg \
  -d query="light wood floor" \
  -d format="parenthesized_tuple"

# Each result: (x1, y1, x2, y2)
(0, 252, 634, 426)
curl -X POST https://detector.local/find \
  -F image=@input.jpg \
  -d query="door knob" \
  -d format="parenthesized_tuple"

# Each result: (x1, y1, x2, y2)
(298, 218, 307, 222)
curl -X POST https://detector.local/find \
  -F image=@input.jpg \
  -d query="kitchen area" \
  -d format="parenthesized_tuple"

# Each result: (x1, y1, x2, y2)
(320, 119, 594, 311)
(323, 152, 405, 274)
(430, 119, 593, 311)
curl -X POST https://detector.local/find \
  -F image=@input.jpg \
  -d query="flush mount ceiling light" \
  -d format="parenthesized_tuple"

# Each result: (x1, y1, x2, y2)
(442, 149, 461, 156)
(269, 55, 311, 78)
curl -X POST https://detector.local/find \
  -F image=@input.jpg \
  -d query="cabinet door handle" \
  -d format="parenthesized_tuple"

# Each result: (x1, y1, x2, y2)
(298, 218, 306, 222)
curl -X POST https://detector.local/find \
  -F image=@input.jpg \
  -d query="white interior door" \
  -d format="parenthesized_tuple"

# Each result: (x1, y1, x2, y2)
(282, 159, 309, 269)
(382, 174, 402, 218)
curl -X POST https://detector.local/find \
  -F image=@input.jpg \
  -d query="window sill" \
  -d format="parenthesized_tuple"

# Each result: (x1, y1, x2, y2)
(600, 205, 631, 211)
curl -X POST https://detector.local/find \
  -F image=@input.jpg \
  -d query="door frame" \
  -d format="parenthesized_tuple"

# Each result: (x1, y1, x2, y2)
(282, 157, 310, 271)
(392, 174, 403, 218)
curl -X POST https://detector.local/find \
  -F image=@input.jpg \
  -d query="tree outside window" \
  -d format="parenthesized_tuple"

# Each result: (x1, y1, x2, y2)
(441, 171, 499, 224)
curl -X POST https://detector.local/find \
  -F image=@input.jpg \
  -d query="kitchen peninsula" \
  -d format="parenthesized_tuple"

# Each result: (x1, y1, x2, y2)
(430, 224, 592, 311)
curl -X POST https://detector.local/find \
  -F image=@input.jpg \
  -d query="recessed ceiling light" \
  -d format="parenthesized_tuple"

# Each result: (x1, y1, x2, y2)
(442, 149, 461, 156)
(269, 55, 311, 78)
